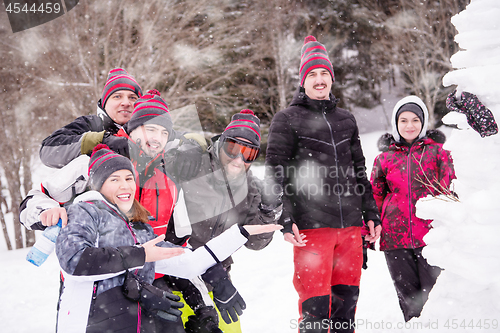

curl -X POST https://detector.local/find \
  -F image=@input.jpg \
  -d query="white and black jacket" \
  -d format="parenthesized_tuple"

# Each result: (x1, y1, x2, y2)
(55, 191, 248, 333)
(40, 105, 118, 169)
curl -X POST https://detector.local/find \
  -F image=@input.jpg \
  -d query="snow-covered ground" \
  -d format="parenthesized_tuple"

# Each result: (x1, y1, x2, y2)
(2, 0, 500, 332)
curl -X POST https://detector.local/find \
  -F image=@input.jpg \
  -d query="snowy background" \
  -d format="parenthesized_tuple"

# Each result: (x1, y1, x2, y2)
(2, 0, 500, 332)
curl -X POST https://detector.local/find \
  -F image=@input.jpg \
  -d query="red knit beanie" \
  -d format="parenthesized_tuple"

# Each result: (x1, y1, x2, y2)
(126, 90, 174, 138)
(100, 68, 143, 108)
(220, 109, 261, 147)
(299, 36, 335, 86)
(88, 144, 135, 191)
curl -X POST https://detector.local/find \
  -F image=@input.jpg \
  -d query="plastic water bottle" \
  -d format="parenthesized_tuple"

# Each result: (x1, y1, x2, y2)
(26, 219, 62, 267)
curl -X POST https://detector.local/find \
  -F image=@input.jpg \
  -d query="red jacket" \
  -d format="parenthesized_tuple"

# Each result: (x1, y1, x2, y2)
(370, 131, 455, 251)
(116, 129, 178, 236)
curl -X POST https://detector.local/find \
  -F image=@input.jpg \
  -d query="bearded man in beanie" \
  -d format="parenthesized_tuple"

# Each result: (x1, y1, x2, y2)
(265, 36, 382, 333)
(174, 110, 275, 251)
(116, 90, 214, 333)
(165, 109, 282, 333)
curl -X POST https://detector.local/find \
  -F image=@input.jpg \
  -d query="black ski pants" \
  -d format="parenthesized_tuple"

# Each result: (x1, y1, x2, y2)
(384, 247, 442, 322)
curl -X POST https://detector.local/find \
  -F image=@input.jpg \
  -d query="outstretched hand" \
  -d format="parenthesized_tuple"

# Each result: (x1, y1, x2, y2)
(142, 235, 185, 262)
(284, 223, 307, 247)
(364, 220, 382, 243)
(242, 224, 283, 235)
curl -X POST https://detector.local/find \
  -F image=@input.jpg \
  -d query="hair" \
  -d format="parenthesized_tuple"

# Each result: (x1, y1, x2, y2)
(128, 199, 151, 223)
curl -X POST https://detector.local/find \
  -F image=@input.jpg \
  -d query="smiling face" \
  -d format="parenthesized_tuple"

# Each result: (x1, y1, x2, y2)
(303, 68, 333, 101)
(397, 111, 423, 144)
(104, 90, 139, 125)
(129, 124, 169, 158)
(100, 169, 136, 214)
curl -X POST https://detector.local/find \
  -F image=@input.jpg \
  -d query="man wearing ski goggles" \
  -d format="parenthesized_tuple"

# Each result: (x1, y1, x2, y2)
(220, 137, 260, 163)
(166, 109, 281, 333)
(217, 109, 262, 181)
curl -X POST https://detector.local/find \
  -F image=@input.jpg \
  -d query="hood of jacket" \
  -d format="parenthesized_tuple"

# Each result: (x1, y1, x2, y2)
(391, 95, 429, 143)
(73, 190, 131, 221)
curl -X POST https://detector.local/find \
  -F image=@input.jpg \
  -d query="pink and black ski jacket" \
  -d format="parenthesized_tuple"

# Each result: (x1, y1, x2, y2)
(370, 130, 455, 251)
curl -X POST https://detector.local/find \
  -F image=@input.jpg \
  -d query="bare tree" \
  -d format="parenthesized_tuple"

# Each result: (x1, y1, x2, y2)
(0, 18, 46, 249)
(254, 0, 303, 115)
(357, 0, 469, 127)
(0, 177, 13, 251)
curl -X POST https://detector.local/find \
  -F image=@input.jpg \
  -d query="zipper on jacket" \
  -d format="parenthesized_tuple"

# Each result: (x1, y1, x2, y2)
(407, 147, 415, 248)
(114, 210, 138, 244)
(89, 282, 98, 316)
(321, 109, 344, 228)
(137, 304, 141, 333)
(155, 183, 160, 221)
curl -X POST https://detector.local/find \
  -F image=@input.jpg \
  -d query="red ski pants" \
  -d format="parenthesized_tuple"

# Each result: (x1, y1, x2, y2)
(293, 227, 363, 319)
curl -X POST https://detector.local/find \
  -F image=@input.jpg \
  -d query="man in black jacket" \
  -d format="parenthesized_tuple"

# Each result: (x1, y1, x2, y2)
(40, 68, 143, 168)
(265, 36, 381, 333)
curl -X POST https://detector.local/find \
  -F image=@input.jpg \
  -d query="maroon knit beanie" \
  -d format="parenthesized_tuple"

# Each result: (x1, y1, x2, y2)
(125, 89, 174, 138)
(88, 144, 135, 191)
(299, 36, 335, 86)
(220, 109, 261, 147)
(100, 68, 143, 108)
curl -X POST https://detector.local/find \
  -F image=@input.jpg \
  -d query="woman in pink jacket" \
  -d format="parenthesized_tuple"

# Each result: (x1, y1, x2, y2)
(370, 96, 455, 321)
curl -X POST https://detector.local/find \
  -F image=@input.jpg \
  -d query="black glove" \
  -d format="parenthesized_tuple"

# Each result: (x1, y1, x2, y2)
(122, 271, 184, 322)
(174, 142, 203, 180)
(255, 175, 283, 210)
(202, 263, 246, 324)
(102, 132, 130, 158)
(140, 284, 184, 321)
(185, 306, 222, 333)
(361, 236, 375, 270)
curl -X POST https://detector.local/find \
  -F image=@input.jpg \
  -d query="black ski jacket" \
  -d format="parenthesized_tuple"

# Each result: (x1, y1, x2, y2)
(265, 88, 380, 232)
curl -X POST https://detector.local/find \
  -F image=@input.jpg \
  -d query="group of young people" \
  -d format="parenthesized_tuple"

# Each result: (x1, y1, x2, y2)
(21, 69, 282, 333)
(20, 35, 455, 333)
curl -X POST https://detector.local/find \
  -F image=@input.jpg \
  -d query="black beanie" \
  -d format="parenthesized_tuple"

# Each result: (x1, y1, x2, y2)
(101, 68, 143, 108)
(299, 36, 335, 86)
(220, 109, 261, 147)
(125, 90, 174, 138)
(88, 144, 135, 191)
(396, 103, 425, 124)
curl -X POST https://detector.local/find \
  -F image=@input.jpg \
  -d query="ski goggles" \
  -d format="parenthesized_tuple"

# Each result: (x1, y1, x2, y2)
(221, 137, 260, 163)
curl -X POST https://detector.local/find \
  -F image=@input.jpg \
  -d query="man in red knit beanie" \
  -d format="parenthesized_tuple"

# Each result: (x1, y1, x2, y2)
(266, 36, 382, 333)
